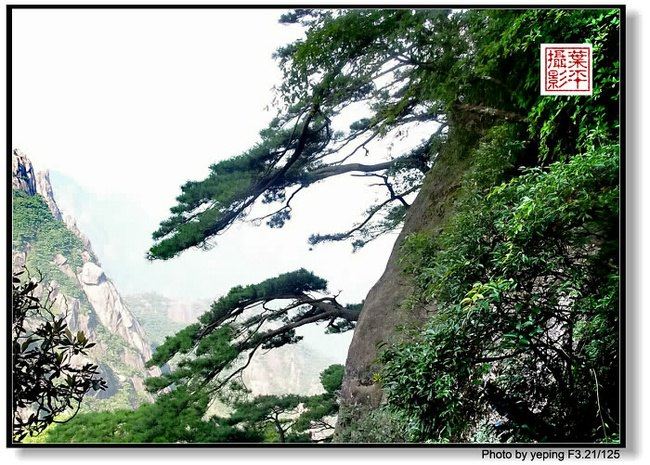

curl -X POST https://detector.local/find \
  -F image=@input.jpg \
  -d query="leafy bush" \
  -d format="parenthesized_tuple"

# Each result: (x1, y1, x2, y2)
(382, 146, 619, 442)
(12, 270, 106, 442)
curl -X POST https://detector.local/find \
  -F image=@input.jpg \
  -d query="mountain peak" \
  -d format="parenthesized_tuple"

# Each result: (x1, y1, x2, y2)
(12, 149, 37, 196)
(12, 149, 63, 220)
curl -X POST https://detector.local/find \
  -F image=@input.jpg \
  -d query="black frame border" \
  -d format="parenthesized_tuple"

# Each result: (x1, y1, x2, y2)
(5, 3, 627, 450)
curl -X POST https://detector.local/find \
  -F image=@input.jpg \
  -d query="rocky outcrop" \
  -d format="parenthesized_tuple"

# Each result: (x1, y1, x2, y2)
(12, 250, 27, 274)
(94, 364, 120, 398)
(130, 376, 147, 394)
(65, 300, 96, 337)
(35, 170, 63, 221)
(13, 148, 97, 262)
(77, 260, 160, 376)
(52, 253, 78, 280)
(337, 134, 471, 434)
(12, 149, 37, 195)
(63, 215, 97, 262)
(79, 261, 106, 286)
(13, 149, 63, 220)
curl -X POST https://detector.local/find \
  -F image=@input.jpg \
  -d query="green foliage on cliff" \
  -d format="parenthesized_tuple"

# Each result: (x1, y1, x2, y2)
(384, 147, 619, 442)
(378, 8, 620, 444)
(12, 190, 155, 414)
(13, 191, 81, 264)
(13, 190, 85, 300)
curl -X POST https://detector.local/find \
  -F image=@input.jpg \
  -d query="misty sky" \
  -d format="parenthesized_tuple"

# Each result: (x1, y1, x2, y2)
(11, 9, 434, 359)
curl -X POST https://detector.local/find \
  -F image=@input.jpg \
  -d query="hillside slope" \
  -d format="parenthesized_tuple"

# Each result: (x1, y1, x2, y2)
(12, 149, 161, 410)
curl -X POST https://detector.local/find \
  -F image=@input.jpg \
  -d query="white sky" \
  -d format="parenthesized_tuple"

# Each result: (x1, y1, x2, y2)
(12, 9, 302, 208)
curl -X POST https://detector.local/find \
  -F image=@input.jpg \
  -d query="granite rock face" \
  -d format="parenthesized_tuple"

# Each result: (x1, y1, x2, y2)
(35, 170, 63, 221)
(79, 262, 106, 285)
(336, 135, 470, 438)
(78, 261, 156, 365)
(12, 251, 27, 274)
(63, 215, 97, 262)
(12, 149, 37, 195)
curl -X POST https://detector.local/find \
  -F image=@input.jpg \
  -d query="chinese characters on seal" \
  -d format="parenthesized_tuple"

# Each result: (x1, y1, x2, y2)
(540, 43, 593, 95)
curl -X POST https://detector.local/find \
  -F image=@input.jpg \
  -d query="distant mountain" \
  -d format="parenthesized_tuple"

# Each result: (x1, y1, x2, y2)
(11, 149, 161, 411)
(124, 292, 207, 346)
(12, 149, 345, 414)
(45, 170, 159, 297)
(242, 343, 336, 396)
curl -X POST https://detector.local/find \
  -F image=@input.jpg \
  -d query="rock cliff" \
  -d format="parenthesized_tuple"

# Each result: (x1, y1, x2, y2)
(78, 262, 155, 363)
(11, 149, 37, 195)
(336, 131, 471, 437)
(11, 149, 160, 409)
(35, 170, 62, 221)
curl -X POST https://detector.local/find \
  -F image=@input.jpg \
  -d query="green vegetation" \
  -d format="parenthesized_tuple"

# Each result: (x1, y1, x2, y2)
(45, 365, 344, 444)
(13, 191, 83, 268)
(227, 364, 345, 443)
(13, 190, 86, 300)
(382, 147, 619, 443)
(375, 8, 620, 443)
(334, 405, 409, 443)
(44, 387, 259, 444)
(227, 393, 309, 443)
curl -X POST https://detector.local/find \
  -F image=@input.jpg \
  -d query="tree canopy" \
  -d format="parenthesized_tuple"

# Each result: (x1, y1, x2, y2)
(45, 364, 345, 444)
(226, 364, 344, 443)
(43, 386, 260, 444)
(147, 9, 485, 260)
(145, 270, 358, 395)
(148, 8, 619, 262)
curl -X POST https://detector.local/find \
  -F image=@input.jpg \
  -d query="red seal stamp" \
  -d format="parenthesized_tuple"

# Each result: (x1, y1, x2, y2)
(540, 43, 593, 96)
